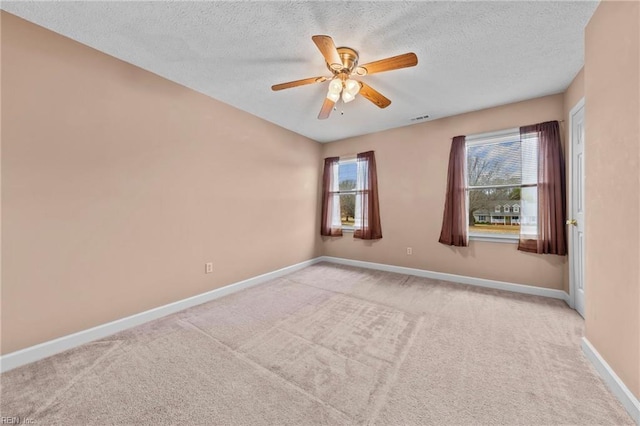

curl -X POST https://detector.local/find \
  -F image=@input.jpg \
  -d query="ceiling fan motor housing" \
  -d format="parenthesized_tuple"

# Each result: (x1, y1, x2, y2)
(327, 47, 359, 74)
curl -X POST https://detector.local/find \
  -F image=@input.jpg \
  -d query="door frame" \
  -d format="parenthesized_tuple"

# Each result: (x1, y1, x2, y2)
(568, 96, 585, 311)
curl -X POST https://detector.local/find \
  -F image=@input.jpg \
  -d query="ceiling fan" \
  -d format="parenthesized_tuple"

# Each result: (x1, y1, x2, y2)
(271, 35, 418, 120)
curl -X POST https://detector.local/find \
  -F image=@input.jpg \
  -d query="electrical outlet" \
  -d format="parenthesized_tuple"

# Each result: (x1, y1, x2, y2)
(406, 247, 413, 255)
(205, 262, 213, 274)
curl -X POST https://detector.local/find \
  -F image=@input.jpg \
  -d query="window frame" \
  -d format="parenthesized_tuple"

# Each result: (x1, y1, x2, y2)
(465, 128, 530, 243)
(336, 158, 357, 232)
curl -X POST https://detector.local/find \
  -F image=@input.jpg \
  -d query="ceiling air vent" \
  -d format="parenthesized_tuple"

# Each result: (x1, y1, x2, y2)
(410, 115, 430, 122)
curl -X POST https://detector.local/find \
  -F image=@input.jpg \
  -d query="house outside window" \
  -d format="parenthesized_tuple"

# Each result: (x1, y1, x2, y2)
(466, 129, 538, 240)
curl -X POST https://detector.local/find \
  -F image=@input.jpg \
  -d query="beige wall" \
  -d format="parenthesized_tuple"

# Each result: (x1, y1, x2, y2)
(1, 12, 322, 354)
(584, 1, 640, 399)
(322, 94, 567, 289)
(564, 68, 585, 123)
(562, 68, 585, 293)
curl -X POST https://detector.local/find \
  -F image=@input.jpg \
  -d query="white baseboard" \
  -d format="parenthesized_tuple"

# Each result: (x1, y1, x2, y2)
(0, 257, 323, 373)
(319, 256, 570, 303)
(582, 338, 640, 424)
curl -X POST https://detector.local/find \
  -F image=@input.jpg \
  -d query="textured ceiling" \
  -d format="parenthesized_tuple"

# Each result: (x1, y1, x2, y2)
(2, 1, 598, 143)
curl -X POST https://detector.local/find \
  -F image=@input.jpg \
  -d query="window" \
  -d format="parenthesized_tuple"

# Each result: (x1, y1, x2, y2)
(466, 129, 538, 239)
(322, 152, 382, 238)
(337, 159, 357, 228)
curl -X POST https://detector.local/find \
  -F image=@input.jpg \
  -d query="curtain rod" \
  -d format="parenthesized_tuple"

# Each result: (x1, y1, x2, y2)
(339, 154, 357, 161)
(337, 120, 566, 158)
(467, 120, 565, 141)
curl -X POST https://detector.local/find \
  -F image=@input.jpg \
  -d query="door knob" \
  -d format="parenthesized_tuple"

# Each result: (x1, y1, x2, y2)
(566, 219, 577, 226)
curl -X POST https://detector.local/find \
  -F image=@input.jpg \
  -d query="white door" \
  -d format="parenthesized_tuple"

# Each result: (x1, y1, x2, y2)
(569, 99, 586, 317)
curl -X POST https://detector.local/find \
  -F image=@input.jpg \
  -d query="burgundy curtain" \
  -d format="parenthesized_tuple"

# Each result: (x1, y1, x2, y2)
(518, 121, 567, 255)
(354, 151, 382, 240)
(320, 157, 343, 237)
(439, 136, 468, 247)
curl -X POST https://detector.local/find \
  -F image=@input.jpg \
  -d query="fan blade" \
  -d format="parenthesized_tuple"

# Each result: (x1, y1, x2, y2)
(271, 76, 327, 91)
(355, 52, 418, 76)
(318, 97, 335, 120)
(358, 82, 391, 109)
(312, 35, 342, 69)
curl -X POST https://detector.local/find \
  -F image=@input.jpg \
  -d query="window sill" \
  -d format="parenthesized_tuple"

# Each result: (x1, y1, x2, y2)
(469, 234, 518, 244)
(342, 227, 355, 233)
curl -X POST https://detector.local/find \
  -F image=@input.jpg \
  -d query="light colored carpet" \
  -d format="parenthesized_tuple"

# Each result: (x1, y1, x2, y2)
(0, 262, 633, 425)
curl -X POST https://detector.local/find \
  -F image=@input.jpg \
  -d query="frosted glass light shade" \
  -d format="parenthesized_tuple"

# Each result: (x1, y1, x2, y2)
(326, 91, 340, 102)
(344, 79, 360, 95)
(328, 79, 343, 94)
(342, 91, 355, 103)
